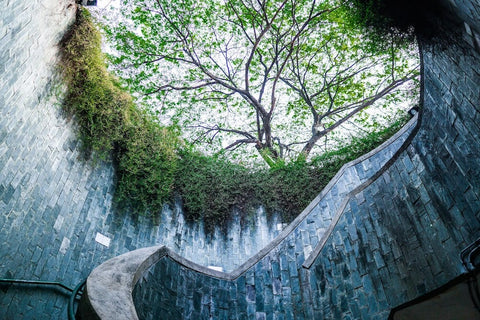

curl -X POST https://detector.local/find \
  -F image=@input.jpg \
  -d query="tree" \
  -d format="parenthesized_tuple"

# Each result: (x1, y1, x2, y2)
(106, 0, 419, 166)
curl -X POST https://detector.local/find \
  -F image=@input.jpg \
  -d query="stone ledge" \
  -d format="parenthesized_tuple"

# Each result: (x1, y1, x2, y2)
(79, 246, 162, 320)
(79, 245, 230, 320)
(80, 114, 419, 320)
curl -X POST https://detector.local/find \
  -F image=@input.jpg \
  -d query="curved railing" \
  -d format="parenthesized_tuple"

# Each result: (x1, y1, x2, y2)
(79, 114, 420, 319)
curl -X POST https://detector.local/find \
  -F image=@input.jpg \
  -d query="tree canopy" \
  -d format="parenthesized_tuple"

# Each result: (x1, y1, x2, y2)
(104, 0, 419, 167)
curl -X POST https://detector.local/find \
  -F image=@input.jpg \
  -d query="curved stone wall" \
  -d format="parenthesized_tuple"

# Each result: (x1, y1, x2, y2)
(1, 0, 480, 319)
(0, 0, 286, 316)
(77, 113, 417, 319)
(83, 0, 480, 319)
(0, 1, 415, 317)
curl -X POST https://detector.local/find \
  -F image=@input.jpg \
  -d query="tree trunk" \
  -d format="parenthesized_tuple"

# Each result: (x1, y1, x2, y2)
(301, 133, 321, 158)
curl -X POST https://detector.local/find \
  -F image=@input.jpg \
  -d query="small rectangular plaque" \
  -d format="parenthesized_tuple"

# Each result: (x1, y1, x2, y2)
(95, 232, 111, 247)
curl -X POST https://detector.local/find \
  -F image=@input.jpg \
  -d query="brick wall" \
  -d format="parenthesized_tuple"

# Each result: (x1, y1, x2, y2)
(0, 1, 412, 318)
(0, 2, 288, 317)
(2, 0, 480, 319)
(129, 1, 480, 319)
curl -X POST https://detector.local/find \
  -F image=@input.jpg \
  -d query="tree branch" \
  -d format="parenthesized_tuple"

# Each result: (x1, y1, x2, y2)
(301, 73, 417, 156)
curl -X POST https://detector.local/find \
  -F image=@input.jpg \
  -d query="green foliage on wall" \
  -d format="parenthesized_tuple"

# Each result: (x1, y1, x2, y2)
(114, 111, 180, 213)
(60, 9, 126, 161)
(174, 151, 257, 224)
(342, 0, 438, 43)
(174, 116, 409, 227)
(59, 8, 180, 214)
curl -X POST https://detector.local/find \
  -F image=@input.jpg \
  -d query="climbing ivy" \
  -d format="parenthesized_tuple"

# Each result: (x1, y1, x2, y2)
(174, 116, 410, 228)
(59, 8, 180, 214)
(342, 0, 438, 45)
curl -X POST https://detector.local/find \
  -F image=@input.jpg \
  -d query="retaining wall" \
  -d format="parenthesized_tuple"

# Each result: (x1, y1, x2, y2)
(1, 0, 480, 319)
(88, 1, 480, 319)
(0, 1, 412, 318)
(0, 1, 283, 317)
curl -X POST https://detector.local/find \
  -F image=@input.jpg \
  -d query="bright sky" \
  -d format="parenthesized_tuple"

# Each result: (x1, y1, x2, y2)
(95, 0, 120, 9)
(90, 0, 419, 165)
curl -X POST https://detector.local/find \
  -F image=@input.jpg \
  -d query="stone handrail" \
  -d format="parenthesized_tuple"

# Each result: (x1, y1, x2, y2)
(79, 114, 419, 319)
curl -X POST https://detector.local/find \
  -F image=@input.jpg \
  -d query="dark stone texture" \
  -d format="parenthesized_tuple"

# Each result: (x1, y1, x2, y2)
(127, 1, 480, 319)
(2, 0, 480, 319)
